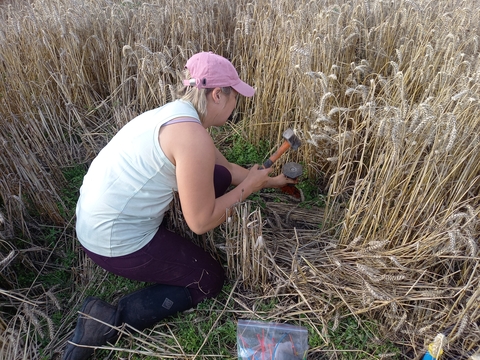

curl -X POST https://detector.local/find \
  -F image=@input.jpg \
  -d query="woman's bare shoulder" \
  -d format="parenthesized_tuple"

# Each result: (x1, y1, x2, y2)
(159, 121, 214, 166)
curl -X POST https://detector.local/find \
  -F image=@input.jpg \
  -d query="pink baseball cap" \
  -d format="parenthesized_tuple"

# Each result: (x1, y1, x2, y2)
(183, 52, 255, 97)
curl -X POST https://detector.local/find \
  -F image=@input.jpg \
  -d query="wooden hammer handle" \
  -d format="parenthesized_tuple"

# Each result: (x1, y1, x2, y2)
(262, 141, 291, 168)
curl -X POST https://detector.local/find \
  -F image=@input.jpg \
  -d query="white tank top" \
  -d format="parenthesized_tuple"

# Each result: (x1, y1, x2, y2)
(75, 100, 201, 256)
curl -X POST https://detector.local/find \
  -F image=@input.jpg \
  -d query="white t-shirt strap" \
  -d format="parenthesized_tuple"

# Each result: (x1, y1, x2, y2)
(163, 117, 201, 126)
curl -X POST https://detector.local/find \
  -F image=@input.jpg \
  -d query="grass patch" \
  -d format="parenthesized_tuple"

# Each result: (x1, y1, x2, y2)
(224, 133, 271, 167)
(59, 164, 87, 219)
(297, 170, 326, 207)
(168, 305, 237, 356)
(326, 316, 401, 359)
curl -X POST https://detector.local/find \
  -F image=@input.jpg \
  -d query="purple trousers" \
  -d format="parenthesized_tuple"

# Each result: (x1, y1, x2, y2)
(82, 165, 232, 305)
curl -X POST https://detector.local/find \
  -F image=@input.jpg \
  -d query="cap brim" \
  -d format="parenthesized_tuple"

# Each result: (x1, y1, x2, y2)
(232, 80, 255, 97)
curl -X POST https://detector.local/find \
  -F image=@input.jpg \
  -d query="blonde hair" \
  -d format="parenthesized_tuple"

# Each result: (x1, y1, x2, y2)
(177, 70, 232, 123)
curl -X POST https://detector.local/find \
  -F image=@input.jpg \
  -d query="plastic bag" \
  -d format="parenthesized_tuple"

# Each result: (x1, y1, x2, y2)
(237, 319, 308, 360)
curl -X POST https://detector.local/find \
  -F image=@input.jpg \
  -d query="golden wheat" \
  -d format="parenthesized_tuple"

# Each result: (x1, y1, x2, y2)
(1, 0, 480, 358)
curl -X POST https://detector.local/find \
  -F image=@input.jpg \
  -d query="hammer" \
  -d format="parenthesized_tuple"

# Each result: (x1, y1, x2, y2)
(261, 128, 301, 168)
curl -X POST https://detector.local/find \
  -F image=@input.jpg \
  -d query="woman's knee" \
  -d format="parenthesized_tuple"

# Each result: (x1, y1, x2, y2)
(189, 261, 226, 304)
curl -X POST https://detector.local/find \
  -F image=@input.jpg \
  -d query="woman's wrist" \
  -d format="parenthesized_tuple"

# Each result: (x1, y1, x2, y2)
(265, 174, 280, 189)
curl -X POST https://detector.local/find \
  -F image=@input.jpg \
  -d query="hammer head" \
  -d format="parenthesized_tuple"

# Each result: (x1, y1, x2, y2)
(283, 128, 301, 150)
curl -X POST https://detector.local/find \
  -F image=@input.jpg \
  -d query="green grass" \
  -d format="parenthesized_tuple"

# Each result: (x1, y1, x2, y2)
(297, 170, 326, 207)
(168, 307, 237, 356)
(59, 164, 87, 218)
(325, 316, 401, 359)
(11, 165, 87, 288)
(162, 284, 238, 357)
(224, 133, 271, 167)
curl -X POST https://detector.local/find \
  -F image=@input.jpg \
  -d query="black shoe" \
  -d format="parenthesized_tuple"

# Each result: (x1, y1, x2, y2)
(62, 297, 118, 360)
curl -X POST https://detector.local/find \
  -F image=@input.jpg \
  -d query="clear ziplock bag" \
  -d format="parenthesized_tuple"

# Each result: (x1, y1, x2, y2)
(237, 319, 308, 360)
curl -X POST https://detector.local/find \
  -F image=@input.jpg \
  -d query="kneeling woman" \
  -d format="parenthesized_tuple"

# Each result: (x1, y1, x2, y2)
(63, 52, 295, 360)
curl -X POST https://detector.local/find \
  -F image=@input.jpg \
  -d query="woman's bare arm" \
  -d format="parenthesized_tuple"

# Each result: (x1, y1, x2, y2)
(214, 147, 297, 188)
(161, 122, 273, 234)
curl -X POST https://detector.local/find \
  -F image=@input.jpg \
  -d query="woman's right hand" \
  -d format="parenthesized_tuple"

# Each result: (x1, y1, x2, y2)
(241, 164, 274, 193)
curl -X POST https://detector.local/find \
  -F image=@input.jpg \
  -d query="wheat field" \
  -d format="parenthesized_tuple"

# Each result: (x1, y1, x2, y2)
(0, 0, 479, 359)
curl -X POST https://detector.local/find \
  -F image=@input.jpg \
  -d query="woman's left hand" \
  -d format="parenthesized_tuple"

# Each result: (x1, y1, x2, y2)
(266, 173, 299, 189)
